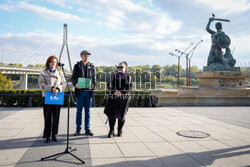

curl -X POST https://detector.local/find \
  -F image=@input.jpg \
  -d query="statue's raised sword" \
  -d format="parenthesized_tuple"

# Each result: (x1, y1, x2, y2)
(212, 13, 230, 22)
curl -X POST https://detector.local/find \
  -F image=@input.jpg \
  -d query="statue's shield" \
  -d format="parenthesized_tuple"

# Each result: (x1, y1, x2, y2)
(217, 33, 231, 48)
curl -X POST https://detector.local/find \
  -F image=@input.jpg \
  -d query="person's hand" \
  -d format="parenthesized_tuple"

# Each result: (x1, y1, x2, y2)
(52, 88, 59, 96)
(114, 90, 122, 97)
(75, 83, 80, 89)
(89, 84, 94, 90)
(209, 17, 214, 22)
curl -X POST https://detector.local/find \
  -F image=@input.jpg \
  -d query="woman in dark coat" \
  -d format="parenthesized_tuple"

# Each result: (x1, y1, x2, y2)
(104, 61, 132, 138)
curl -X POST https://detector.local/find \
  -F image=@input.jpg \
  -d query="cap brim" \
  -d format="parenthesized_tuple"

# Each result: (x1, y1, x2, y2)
(81, 53, 91, 56)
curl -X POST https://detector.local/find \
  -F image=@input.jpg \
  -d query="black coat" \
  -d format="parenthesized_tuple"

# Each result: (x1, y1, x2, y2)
(71, 61, 96, 97)
(104, 72, 132, 121)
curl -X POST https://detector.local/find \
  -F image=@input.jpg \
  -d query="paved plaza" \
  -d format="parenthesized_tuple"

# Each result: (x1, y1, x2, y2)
(0, 107, 250, 167)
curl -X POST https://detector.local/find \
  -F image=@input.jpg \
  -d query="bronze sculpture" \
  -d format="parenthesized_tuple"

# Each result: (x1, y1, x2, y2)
(204, 14, 239, 71)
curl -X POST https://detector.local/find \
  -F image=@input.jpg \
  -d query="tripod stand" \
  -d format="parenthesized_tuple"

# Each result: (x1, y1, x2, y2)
(41, 63, 85, 164)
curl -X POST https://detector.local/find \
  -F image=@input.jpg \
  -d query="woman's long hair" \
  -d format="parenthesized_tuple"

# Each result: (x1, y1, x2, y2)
(45, 55, 58, 70)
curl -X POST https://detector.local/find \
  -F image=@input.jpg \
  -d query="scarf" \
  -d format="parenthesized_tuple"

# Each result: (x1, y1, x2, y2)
(49, 67, 56, 74)
(115, 72, 128, 81)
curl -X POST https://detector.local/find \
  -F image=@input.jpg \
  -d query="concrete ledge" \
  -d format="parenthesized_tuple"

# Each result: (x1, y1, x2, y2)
(179, 86, 250, 96)
(155, 95, 250, 106)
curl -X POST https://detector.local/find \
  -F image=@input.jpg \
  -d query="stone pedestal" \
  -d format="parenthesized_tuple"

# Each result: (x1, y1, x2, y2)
(174, 71, 250, 106)
(195, 71, 246, 89)
(151, 71, 250, 106)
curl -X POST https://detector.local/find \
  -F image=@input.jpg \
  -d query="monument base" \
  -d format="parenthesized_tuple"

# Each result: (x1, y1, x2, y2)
(152, 71, 250, 106)
(195, 71, 246, 89)
(203, 63, 240, 72)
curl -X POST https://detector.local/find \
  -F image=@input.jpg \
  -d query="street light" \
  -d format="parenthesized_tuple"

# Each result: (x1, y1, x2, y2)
(169, 52, 181, 88)
(187, 40, 203, 86)
(175, 43, 193, 86)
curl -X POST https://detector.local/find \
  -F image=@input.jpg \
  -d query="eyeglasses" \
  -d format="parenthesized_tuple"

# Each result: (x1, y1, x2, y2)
(50, 61, 57, 64)
(117, 66, 124, 69)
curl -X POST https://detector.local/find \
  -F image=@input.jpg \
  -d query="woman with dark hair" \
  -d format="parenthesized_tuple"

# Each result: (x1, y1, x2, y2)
(38, 55, 66, 143)
(104, 61, 132, 138)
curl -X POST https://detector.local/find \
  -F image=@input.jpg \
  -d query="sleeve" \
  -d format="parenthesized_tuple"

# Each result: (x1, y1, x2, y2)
(107, 73, 115, 94)
(57, 71, 67, 92)
(121, 75, 132, 94)
(38, 72, 53, 92)
(71, 64, 78, 87)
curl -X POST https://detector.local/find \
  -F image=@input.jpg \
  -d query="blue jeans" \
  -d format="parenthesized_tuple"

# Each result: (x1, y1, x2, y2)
(76, 90, 92, 131)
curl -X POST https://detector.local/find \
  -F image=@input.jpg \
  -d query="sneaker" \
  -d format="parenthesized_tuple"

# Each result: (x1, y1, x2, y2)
(74, 130, 81, 136)
(85, 130, 94, 136)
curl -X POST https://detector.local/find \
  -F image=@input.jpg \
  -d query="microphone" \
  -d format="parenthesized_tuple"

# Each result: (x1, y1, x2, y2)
(58, 62, 65, 66)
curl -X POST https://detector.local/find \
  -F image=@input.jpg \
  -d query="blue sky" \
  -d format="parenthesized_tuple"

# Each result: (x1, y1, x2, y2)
(0, 0, 250, 69)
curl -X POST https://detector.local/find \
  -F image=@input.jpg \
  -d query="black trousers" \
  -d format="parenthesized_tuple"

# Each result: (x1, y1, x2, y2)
(108, 116, 125, 131)
(43, 104, 61, 138)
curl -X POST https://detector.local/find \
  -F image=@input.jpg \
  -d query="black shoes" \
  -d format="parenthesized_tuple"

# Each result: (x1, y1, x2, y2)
(85, 130, 94, 136)
(45, 136, 57, 143)
(118, 129, 123, 137)
(74, 130, 81, 136)
(45, 138, 50, 143)
(108, 129, 123, 138)
(52, 136, 58, 142)
(108, 130, 114, 138)
(74, 130, 94, 136)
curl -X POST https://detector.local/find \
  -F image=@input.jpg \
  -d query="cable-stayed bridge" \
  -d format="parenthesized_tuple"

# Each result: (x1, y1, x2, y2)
(0, 66, 72, 89)
(0, 24, 81, 89)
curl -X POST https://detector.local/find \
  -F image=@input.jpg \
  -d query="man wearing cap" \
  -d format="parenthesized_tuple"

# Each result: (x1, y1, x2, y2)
(71, 50, 95, 136)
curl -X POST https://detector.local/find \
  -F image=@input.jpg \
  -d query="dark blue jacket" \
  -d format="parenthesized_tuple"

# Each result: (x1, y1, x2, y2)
(71, 61, 96, 97)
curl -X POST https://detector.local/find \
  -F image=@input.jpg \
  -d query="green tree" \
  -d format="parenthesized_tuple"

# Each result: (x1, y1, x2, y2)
(168, 64, 178, 77)
(7, 63, 23, 67)
(95, 66, 103, 73)
(162, 65, 170, 76)
(0, 72, 12, 90)
(27, 64, 44, 69)
(190, 65, 200, 78)
(142, 65, 151, 72)
(99, 66, 116, 73)
(151, 64, 162, 73)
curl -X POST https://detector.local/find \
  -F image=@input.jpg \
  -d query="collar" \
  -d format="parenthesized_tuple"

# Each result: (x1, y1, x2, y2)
(81, 60, 90, 67)
(49, 67, 56, 73)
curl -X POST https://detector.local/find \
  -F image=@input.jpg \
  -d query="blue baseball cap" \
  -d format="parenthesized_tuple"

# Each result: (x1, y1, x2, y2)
(80, 50, 91, 56)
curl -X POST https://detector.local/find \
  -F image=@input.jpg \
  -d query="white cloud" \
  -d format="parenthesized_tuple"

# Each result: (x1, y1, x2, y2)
(197, 0, 250, 13)
(0, 3, 14, 11)
(1, 0, 249, 69)
(44, 0, 68, 8)
(0, 31, 185, 67)
(72, 0, 182, 39)
(1, 30, 249, 69)
(17, 1, 85, 21)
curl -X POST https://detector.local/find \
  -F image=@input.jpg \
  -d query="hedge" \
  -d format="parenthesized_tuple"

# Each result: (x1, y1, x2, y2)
(0, 90, 156, 107)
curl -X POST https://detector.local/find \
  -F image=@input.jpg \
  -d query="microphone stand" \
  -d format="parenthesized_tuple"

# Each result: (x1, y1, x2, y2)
(41, 63, 85, 164)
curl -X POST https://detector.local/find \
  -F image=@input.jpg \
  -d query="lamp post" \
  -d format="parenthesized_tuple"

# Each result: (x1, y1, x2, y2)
(169, 52, 181, 88)
(175, 43, 193, 86)
(188, 40, 203, 86)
